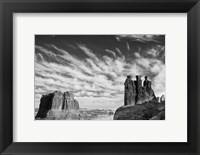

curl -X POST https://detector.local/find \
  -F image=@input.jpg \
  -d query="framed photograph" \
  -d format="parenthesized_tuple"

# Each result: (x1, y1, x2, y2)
(34, 34, 166, 121)
(0, 0, 200, 154)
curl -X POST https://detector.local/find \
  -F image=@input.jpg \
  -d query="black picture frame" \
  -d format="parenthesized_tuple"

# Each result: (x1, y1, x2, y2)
(0, 0, 200, 154)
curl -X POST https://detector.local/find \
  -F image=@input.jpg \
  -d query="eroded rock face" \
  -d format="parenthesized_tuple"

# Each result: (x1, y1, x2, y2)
(124, 75, 156, 106)
(114, 101, 165, 120)
(35, 91, 80, 120)
(114, 75, 164, 120)
(63, 92, 79, 111)
(51, 91, 63, 110)
(124, 75, 136, 106)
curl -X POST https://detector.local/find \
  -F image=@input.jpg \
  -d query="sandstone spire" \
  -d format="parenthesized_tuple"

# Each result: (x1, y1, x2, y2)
(124, 75, 156, 105)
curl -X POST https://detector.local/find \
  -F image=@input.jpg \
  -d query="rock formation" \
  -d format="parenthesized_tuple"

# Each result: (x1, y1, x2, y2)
(124, 75, 156, 105)
(124, 75, 136, 105)
(160, 94, 165, 103)
(156, 97, 160, 103)
(114, 100, 165, 120)
(35, 91, 80, 120)
(114, 75, 165, 120)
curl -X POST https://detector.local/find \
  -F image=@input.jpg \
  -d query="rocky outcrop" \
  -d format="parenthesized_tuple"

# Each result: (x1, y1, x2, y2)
(114, 101, 165, 120)
(114, 75, 165, 120)
(124, 75, 136, 105)
(160, 94, 165, 103)
(124, 75, 156, 106)
(156, 94, 165, 103)
(35, 91, 81, 120)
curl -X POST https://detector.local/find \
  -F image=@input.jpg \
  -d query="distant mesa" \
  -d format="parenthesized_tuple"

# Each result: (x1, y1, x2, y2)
(114, 75, 165, 120)
(35, 91, 81, 120)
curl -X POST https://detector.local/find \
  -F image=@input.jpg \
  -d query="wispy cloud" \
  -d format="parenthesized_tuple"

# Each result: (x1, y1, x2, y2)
(77, 44, 100, 63)
(134, 52, 141, 58)
(146, 45, 165, 57)
(116, 34, 162, 43)
(126, 42, 130, 51)
(105, 49, 116, 57)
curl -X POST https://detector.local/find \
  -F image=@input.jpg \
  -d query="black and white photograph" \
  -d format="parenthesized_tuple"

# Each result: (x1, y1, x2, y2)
(35, 35, 165, 120)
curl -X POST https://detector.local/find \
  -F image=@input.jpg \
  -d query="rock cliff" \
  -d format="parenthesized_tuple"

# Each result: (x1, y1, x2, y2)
(124, 75, 156, 106)
(114, 75, 165, 120)
(35, 91, 81, 120)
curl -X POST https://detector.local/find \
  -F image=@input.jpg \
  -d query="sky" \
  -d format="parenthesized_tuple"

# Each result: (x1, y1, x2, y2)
(35, 35, 165, 110)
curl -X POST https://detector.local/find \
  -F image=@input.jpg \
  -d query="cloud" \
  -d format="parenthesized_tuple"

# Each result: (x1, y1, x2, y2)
(152, 69, 165, 97)
(51, 45, 94, 75)
(126, 42, 130, 51)
(105, 49, 116, 57)
(133, 56, 165, 96)
(146, 45, 165, 57)
(77, 44, 99, 62)
(35, 53, 44, 62)
(116, 35, 162, 43)
(35, 45, 62, 63)
(85, 58, 102, 73)
(134, 52, 141, 58)
(115, 48, 122, 55)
